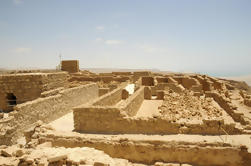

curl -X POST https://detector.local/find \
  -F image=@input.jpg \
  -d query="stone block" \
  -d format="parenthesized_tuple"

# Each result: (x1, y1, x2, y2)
(144, 86, 151, 99)
(156, 90, 164, 100)
(48, 154, 67, 163)
(142, 76, 154, 86)
(122, 89, 129, 99)
(61, 60, 79, 73)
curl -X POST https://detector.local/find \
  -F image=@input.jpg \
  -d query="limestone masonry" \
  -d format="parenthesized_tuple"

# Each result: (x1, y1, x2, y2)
(0, 62, 251, 166)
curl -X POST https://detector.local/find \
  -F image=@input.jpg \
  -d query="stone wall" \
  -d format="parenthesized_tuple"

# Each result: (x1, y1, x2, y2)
(141, 77, 154, 86)
(38, 131, 249, 166)
(195, 75, 214, 91)
(98, 88, 110, 96)
(69, 75, 130, 83)
(118, 87, 144, 116)
(181, 77, 200, 89)
(133, 71, 151, 81)
(205, 91, 248, 125)
(244, 98, 251, 107)
(0, 72, 68, 112)
(74, 107, 241, 135)
(151, 83, 185, 95)
(0, 83, 98, 145)
(93, 83, 127, 106)
(156, 77, 169, 83)
(74, 87, 241, 135)
(112, 72, 132, 76)
(61, 60, 79, 73)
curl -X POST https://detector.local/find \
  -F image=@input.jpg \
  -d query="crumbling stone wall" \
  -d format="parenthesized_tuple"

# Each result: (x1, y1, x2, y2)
(74, 86, 241, 135)
(93, 83, 127, 106)
(98, 88, 110, 96)
(118, 87, 144, 116)
(151, 83, 185, 95)
(0, 83, 98, 145)
(205, 91, 248, 125)
(133, 71, 151, 81)
(195, 75, 214, 91)
(0, 72, 68, 112)
(112, 72, 132, 76)
(156, 77, 169, 83)
(74, 105, 241, 135)
(38, 131, 249, 166)
(141, 77, 154, 86)
(181, 77, 201, 89)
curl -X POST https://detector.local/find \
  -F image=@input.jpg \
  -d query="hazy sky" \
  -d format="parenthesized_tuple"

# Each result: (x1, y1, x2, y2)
(0, 0, 250, 76)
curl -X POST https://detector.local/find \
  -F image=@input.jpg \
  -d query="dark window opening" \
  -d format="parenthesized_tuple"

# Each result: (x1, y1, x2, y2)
(6, 93, 17, 107)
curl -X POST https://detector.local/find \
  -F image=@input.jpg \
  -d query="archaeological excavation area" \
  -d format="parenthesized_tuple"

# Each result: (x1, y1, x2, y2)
(0, 60, 251, 166)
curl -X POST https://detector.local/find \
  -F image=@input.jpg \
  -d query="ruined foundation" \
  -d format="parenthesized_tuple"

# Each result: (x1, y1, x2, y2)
(0, 68, 251, 166)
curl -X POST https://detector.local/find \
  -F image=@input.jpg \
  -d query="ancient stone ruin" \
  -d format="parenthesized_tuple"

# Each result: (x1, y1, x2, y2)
(0, 60, 251, 166)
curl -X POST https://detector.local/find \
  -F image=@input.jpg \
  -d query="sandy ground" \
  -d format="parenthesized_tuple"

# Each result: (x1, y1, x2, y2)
(49, 112, 74, 132)
(136, 100, 163, 117)
(48, 109, 251, 153)
(49, 99, 164, 131)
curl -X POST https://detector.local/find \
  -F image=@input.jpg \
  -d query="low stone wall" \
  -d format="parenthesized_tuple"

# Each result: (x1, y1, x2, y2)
(195, 75, 214, 91)
(181, 77, 200, 89)
(69, 76, 130, 83)
(93, 83, 127, 106)
(98, 88, 110, 96)
(118, 87, 144, 116)
(156, 76, 169, 83)
(205, 91, 248, 125)
(0, 83, 98, 145)
(141, 77, 154, 86)
(112, 72, 132, 76)
(74, 92, 241, 135)
(0, 72, 68, 111)
(38, 130, 250, 166)
(151, 83, 185, 95)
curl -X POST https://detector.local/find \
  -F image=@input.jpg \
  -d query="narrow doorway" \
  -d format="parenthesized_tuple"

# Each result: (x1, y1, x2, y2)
(6, 93, 17, 111)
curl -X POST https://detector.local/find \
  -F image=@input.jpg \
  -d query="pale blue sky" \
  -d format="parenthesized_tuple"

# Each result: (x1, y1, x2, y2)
(0, 0, 250, 76)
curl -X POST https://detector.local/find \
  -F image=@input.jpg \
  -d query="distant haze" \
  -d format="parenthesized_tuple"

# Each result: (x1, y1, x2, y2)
(0, 0, 250, 77)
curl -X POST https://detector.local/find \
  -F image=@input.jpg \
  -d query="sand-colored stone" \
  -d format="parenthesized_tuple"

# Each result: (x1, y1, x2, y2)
(61, 60, 79, 73)
(1, 68, 251, 166)
(142, 76, 154, 86)
(122, 89, 129, 99)
(144, 86, 152, 99)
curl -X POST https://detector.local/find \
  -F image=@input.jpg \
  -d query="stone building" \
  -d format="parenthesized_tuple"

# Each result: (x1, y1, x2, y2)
(61, 60, 79, 73)
(0, 72, 67, 112)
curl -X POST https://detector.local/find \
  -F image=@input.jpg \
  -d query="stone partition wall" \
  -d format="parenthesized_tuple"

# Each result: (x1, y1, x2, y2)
(181, 77, 201, 89)
(133, 71, 151, 81)
(0, 72, 68, 112)
(112, 72, 132, 76)
(141, 77, 154, 86)
(74, 106, 241, 135)
(0, 83, 98, 145)
(117, 86, 144, 116)
(38, 131, 250, 166)
(205, 91, 248, 125)
(93, 82, 127, 106)
(74, 86, 241, 135)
